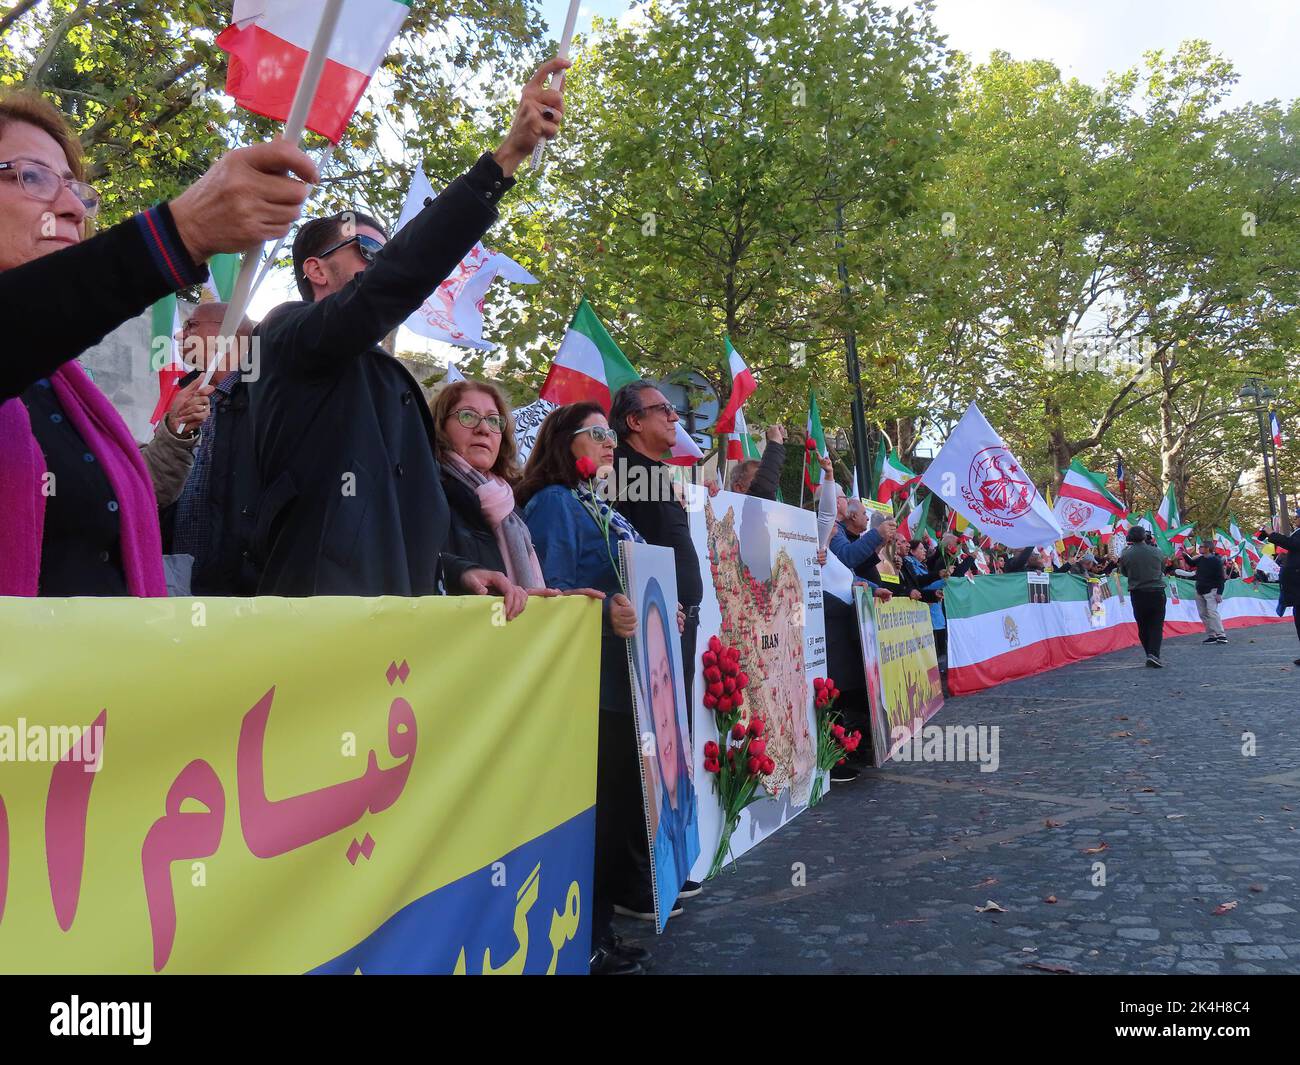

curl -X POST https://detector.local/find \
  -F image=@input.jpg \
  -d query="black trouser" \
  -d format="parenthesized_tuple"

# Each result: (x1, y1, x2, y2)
(1130, 587, 1167, 658)
(593, 709, 652, 952)
(680, 610, 700, 740)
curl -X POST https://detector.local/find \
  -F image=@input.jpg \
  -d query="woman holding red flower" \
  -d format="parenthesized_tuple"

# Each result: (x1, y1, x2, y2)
(518, 401, 660, 974)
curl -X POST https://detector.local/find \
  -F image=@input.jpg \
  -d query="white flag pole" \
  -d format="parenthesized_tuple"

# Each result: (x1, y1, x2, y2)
(247, 142, 338, 303)
(187, 0, 346, 419)
(529, 0, 581, 170)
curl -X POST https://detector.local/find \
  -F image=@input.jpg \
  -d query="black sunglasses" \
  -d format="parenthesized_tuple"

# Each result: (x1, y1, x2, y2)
(315, 233, 385, 264)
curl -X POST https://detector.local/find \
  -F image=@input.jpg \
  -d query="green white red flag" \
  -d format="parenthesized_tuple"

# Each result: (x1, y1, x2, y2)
(874, 448, 916, 504)
(713, 337, 756, 435)
(803, 391, 828, 492)
(217, 0, 411, 143)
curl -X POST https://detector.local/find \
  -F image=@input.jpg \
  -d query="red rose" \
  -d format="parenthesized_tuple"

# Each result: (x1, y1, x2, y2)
(702, 651, 718, 669)
(837, 757, 846, 765)
(575, 456, 598, 479)
(707, 682, 724, 699)
(723, 676, 736, 695)
(748, 718, 764, 737)
(704, 757, 721, 773)
(824, 675, 836, 688)
(749, 739, 766, 758)
(731, 722, 746, 740)
(705, 666, 722, 684)
(703, 740, 719, 758)
(718, 696, 734, 713)
(747, 756, 761, 775)
(843, 734, 860, 753)
(727, 747, 736, 761)
(813, 677, 827, 691)
(733, 690, 744, 707)
(703, 693, 717, 710)
(829, 687, 841, 702)
(831, 724, 845, 740)
(814, 694, 827, 710)
(708, 635, 722, 654)
(736, 671, 749, 690)
(805, 437, 816, 451)
(761, 756, 775, 774)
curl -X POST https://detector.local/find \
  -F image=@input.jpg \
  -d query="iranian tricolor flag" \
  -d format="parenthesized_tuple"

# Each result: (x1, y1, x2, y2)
(874, 449, 916, 504)
(1229, 516, 1244, 544)
(1154, 484, 1180, 530)
(726, 408, 761, 462)
(1167, 521, 1194, 547)
(1214, 529, 1235, 555)
(1058, 460, 1124, 516)
(217, 1, 411, 143)
(714, 337, 756, 435)
(540, 299, 640, 410)
(148, 254, 240, 425)
(803, 391, 828, 492)
(538, 299, 700, 466)
(899, 492, 931, 542)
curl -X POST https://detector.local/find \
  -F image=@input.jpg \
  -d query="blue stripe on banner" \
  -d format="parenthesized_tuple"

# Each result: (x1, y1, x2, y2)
(309, 806, 596, 975)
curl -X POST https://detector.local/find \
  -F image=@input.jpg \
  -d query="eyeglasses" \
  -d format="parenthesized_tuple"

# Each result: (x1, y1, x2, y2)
(573, 425, 618, 444)
(0, 159, 100, 216)
(638, 401, 677, 419)
(452, 408, 505, 433)
(314, 233, 385, 264)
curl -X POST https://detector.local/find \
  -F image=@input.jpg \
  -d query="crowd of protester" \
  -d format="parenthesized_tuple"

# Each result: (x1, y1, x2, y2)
(1, 72, 1295, 975)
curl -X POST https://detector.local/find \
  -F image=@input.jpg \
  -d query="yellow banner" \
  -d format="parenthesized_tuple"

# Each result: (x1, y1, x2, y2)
(0, 596, 599, 974)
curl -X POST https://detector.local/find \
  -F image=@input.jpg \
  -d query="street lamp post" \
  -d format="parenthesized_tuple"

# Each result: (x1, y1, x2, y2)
(835, 201, 873, 497)
(1238, 379, 1280, 529)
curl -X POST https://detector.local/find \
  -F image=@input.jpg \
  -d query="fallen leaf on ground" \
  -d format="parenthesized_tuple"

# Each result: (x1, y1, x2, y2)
(1138, 787, 1156, 793)
(1024, 961, 1074, 974)
(1212, 901, 1238, 916)
(1111, 731, 1133, 738)
(1044, 895, 1058, 904)
(1082, 842, 1109, 855)
(1249, 885, 1264, 893)
(975, 900, 1006, 913)
(1044, 819, 1063, 828)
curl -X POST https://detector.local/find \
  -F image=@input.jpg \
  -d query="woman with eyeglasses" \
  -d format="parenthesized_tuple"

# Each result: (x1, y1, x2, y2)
(0, 92, 317, 597)
(517, 402, 686, 974)
(430, 378, 547, 589)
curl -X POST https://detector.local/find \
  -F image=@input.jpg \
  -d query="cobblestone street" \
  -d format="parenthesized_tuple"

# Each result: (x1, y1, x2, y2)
(625, 621, 1300, 974)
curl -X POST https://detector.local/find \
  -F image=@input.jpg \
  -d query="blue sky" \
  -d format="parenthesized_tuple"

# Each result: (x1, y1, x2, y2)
(539, 0, 1299, 106)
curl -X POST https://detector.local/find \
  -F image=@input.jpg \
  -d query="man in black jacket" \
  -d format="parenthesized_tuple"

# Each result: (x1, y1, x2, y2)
(1179, 540, 1227, 645)
(1263, 515, 1300, 663)
(248, 59, 566, 603)
(161, 303, 261, 595)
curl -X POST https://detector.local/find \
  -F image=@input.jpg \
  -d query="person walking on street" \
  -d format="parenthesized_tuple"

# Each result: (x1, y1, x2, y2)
(1120, 526, 1168, 668)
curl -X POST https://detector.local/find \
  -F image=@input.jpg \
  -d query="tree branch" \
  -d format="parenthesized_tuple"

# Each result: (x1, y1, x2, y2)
(0, 0, 44, 37)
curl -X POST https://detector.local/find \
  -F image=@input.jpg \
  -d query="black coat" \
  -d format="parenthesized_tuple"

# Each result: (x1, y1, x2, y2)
(611, 442, 703, 606)
(248, 154, 510, 595)
(160, 376, 261, 595)
(0, 203, 205, 403)
(439, 466, 508, 574)
(1267, 531, 1300, 599)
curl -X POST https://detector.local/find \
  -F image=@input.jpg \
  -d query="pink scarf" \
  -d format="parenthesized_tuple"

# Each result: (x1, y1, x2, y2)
(0, 362, 166, 597)
(443, 452, 544, 589)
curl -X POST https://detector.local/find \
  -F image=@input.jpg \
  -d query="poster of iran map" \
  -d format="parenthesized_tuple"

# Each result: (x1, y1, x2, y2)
(686, 486, 827, 879)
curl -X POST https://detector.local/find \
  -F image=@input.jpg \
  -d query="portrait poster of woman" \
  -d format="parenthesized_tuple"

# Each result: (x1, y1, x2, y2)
(620, 541, 701, 934)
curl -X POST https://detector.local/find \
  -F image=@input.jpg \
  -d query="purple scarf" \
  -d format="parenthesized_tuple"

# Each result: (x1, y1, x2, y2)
(0, 362, 166, 597)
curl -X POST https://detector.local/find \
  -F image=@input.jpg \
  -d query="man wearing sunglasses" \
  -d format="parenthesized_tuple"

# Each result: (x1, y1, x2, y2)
(247, 58, 568, 608)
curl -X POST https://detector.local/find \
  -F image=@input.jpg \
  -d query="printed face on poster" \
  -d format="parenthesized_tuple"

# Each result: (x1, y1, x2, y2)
(621, 541, 700, 932)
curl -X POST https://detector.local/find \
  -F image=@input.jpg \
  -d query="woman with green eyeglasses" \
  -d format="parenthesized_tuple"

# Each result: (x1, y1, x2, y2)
(431, 378, 548, 587)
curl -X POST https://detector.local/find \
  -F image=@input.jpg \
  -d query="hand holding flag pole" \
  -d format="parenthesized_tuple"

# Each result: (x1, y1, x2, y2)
(186, 0, 347, 423)
(530, 0, 581, 170)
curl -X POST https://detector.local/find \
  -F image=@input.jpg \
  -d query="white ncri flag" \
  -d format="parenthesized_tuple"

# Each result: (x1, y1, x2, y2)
(398, 164, 537, 349)
(921, 402, 1063, 549)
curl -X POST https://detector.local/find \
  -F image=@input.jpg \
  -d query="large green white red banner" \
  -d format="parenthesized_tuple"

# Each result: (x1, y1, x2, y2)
(945, 573, 1293, 695)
